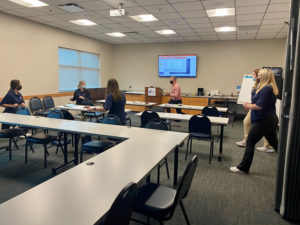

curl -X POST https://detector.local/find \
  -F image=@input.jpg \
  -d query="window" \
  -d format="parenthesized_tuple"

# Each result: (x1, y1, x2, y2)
(58, 47, 100, 92)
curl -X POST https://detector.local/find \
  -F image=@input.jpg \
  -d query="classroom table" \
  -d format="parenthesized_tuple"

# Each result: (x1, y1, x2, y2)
(0, 113, 187, 225)
(158, 103, 228, 113)
(135, 111, 229, 161)
(96, 99, 157, 108)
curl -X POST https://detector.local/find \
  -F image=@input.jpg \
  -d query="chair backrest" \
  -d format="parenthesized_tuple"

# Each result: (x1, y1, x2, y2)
(202, 106, 219, 117)
(145, 119, 168, 131)
(16, 107, 31, 116)
(170, 155, 198, 218)
(43, 96, 55, 110)
(29, 97, 44, 112)
(102, 114, 121, 125)
(60, 110, 75, 120)
(189, 114, 211, 135)
(103, 182, 138, 225)
(47, 110, 63, 119)
(141, 110, 160, 127)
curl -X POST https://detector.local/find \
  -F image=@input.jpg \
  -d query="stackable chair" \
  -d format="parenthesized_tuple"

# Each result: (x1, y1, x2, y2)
(140, 110, 160, 128)
(186, 114, 214, 164)
(80, 114, 121, 162)
(29, 96, 49, 116)
(145, 119, 170, 183)
(132, 156, 198, 225)
(42, 96, 55, 111)
(151, 106, 171, 130)
(202, 106, 220, 138)
(96, 182, 138, 225)
(25, 110, 64, 168)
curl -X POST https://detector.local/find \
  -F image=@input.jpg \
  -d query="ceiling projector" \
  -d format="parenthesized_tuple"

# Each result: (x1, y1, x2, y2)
(109, 3, 128, 17)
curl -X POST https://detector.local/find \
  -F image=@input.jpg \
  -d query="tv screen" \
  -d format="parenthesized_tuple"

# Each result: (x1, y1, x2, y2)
(159, 55, 197, 77)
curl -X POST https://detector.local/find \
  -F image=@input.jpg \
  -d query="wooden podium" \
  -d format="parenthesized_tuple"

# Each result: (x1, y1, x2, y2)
(145, 87, 163, 104)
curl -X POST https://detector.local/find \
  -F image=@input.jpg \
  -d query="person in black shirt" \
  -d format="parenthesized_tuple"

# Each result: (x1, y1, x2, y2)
(230, 69, 279, 174)
(1, 79, 25, 129)
(70, 80, 92, 105)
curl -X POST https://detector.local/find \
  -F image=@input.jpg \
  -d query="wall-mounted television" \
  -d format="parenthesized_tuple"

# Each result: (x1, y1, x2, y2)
(158, 54, 197, 77)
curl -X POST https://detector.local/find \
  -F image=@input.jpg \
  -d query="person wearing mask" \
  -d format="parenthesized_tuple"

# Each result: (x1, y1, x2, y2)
(230, 69, 279, 174)
(166, 76, 182, 114)
(1, 79, 25, 129)
(236, 69, 274, 153)
(70, 80, 92, 105)
(87, 78, 126, 125)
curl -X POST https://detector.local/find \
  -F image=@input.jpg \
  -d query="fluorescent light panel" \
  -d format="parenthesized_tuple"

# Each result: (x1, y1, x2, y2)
(70, 19, 97, 26)
(130, 14, 158, 22)
(106, 32, 126, 37)
(206, 8, 235, 17)
(156, 30, 176, 35)
(9, 0, 48, 7)
(215, 26, 236, 32)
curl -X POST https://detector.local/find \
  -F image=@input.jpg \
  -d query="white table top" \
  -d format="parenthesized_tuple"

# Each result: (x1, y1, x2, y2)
(96, 100, 157, 107)
(158, 103, 228, 113)
(124, 91, 145, 95)
(135, 112, 229, 126)
(56, 104, 131, 113)
(0, 113, 188, 225)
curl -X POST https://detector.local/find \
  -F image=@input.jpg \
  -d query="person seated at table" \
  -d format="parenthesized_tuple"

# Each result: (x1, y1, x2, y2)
(0, 79, 25, 129)
(87, 78, 126, 125)
(166, 76, 182, 114)
(70, 80, 92, 105)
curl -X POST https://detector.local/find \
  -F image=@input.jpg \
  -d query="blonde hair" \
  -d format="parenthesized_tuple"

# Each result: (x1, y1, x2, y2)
(78, 80, 86, 88)
(253, 69, 260, 90)
(257, 69, 278, 95)
(106, 78, 122, 101)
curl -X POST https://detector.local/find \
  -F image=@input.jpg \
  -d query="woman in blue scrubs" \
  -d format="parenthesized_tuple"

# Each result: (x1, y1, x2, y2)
(1, 79, 25, 129)
(70, 80, 92, 105)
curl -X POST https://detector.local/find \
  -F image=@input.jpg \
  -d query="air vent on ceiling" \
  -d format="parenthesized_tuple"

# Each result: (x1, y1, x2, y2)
(58, 3, 84, 13)
(238, 25, 260, 31)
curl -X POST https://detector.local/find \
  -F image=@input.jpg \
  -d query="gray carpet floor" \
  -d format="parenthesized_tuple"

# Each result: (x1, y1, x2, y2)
(0, 113, 297, 225)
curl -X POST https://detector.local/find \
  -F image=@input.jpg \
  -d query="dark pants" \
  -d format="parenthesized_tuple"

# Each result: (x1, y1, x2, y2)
(166, 99, 183, 114)
(237, 114, 278, 173)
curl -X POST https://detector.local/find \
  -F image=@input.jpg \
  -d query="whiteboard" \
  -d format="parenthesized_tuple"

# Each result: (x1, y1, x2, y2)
(237, 75, 255, 104)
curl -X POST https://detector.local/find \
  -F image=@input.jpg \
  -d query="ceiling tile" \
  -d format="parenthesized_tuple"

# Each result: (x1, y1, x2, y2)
(267, 3, 290, 12)
(76, 1, 112, 11)
(186, 17, 211, 24)
(179, 10, 207, 19)
(135, 0, 168, 6)
(237, 20, 261, 26)
(144, 4, 175, 14)
(236, 0, 269, 6)
(155, 12, 181, 20)
(171, 2, 204, 11)
(202, 0, 235, 10)
(126, 7, 148, 15)
(262, 18, 289, 24)
(270, 0, 290, 3)
(264, 12, 290, 19)
(236, 5, 268, 14)
(210, 16, 235, 23)
(212, 21, 236, 27)
(236, 13, 264, 21)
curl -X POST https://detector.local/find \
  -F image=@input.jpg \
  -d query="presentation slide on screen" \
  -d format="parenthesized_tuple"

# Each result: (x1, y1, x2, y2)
(159, 55, 197, 77)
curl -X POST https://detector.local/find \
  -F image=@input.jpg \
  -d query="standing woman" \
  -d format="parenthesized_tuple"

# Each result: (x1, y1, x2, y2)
(70, 80, 92, 105)
(87, 78, 126, 125)
(230, 69, 279, 174)
(1, 79, 26, 129)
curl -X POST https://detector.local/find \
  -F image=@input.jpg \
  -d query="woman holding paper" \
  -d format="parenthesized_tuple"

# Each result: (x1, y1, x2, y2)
(230, 69, 278, 174)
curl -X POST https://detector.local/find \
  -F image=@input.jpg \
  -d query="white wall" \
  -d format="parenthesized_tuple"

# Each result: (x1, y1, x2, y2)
(112, 39, 286, 95)
(0, 12, 113, 97)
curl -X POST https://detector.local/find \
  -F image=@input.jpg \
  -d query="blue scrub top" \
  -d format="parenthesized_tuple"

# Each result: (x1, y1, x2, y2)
(1, 90, 25, 113)
(251, 85, 276, 123)
(103, 93, 126, 125)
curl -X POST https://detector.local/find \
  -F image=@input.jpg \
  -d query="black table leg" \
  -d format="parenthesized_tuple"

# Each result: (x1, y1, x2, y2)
(173, 146, 179, 187)
(218, 125, 224, 162)
(63, 132, 68, 164)
(74, 133, 80, 165)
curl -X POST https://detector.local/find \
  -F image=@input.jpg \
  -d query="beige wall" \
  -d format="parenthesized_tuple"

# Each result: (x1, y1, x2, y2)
(112, 39, 286, 95)
(0, 12, 113, 97)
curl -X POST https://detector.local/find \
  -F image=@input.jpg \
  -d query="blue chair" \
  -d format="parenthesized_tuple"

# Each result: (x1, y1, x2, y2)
(80, 114, 120, 163)
(25, 110, 64, 168)
(202, 106, 219, 117)
(145, 119, 170, 184)
(186, 114, 214, 164)
(141, 110, 160, 128)
(42, 96, 55, 111)
(16, 106, 31, 115)
(29, 96, 48, 116)
(96, 182, 137, 225)
(132, 155, 198, 225)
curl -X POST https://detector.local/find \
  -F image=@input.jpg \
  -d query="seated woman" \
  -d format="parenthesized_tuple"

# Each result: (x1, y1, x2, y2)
(87, 78, 126, 125)
(70, 80, 92, 105)
(1, 79, 26, 129)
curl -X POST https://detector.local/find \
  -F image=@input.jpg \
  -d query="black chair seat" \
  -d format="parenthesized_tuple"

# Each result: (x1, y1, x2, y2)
(135, 183, 176, 219)
(0, 129, 23, 138)
(27, 133, 57, 144)
(34, 111, 49, 116)
(190, 132, 212, 139)
(82, 141, 114, 153)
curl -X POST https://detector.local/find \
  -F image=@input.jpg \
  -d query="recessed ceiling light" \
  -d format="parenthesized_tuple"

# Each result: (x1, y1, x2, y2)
(9, 0, 48, 7)
(130, 14, 158, 22)
(215, 26, 236, 32)
(106, 32, 126, 37)
(70, 19, 97, 26)
(58, 3, 84, 13)
(206, 8, 235, 17)
(156, 30, 176, 35)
